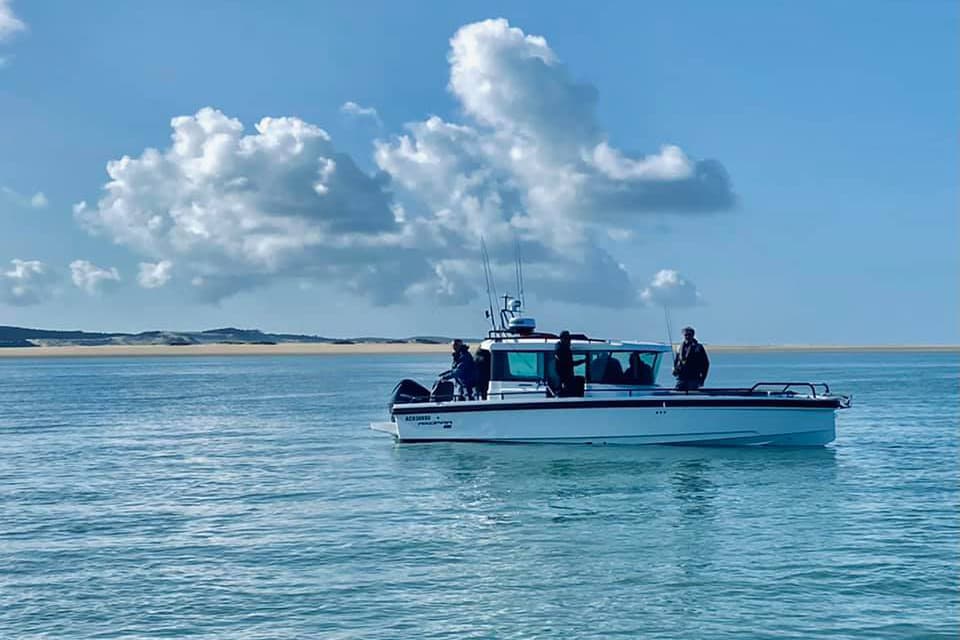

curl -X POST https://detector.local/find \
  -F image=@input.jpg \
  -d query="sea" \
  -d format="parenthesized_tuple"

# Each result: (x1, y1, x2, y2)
(1, 350, 957, 639)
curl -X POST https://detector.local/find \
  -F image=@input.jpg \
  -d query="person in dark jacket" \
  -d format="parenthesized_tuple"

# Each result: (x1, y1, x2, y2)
(474, 348, 491, 400)
(673, 326, 710, 390)
(553, 330, 585, 397)
(625, 352, 655, 385)
(445, 339, 477, 399)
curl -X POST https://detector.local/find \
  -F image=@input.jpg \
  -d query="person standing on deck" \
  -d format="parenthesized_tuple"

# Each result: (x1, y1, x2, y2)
(673, 326, 710, 390)
(474, 348, 491, 400)
(554, 330, 584, 397)
(447, 340, 477, 400)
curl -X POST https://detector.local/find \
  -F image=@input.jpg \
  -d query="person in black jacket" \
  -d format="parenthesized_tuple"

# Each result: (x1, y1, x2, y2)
(673, 326, 710, 391)
(554, 330, 585, 397)
(474, 348, 490, 400)
(443, 339, 477, 399)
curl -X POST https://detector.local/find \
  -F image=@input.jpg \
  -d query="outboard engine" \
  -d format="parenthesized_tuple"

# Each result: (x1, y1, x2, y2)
(391, 379, 431, 405)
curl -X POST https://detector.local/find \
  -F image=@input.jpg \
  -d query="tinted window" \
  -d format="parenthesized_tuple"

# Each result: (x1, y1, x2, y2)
(622, 352, 658, 385)
(587, 351, 660, 384)
(493, 349, 659, 384)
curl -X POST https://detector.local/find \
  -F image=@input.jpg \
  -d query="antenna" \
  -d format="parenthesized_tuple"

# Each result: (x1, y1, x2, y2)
(514, 240, 521, 308)
(480, 238, 498, 332)
(516, 237, 525, 308)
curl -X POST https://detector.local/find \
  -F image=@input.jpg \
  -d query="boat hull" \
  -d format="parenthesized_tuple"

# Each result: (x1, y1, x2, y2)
(376, 400, 840, 446)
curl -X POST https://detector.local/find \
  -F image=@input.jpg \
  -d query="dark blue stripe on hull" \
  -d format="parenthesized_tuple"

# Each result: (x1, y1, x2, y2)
(393, 398, 842, 415)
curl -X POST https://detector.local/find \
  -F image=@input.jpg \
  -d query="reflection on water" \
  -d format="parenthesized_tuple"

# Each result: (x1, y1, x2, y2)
(672, 459, 716, 518)
(393, 442, 841, 536)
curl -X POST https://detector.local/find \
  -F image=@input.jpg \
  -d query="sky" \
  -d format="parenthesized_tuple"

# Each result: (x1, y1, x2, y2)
(0, 0, 956, 345)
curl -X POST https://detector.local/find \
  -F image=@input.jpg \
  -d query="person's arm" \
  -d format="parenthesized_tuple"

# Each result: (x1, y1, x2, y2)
(699, 347, 710, 383)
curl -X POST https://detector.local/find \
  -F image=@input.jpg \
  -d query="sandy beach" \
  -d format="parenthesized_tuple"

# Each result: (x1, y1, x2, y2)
(0, 343, 955, 358)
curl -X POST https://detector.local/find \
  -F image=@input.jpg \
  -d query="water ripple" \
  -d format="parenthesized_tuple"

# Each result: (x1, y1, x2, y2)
(0, 352, 956, 638)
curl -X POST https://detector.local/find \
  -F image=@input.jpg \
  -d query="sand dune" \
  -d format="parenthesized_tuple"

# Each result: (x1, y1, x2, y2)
(0, 342, 955, 358)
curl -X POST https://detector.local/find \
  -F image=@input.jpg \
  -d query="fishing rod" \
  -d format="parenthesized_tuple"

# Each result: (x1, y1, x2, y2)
(480, 237, 498, 332)
(664, 306, 675, 353)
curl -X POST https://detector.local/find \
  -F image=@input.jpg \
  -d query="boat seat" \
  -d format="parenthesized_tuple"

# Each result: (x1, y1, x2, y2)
(431, 379, 455, 402)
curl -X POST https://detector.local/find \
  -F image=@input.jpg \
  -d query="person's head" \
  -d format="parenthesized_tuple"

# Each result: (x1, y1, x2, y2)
(559, 330, 571, 344)
(630, 352, 641, 365)
(451, 339, 463, 352)
(682, 326, 696, 341)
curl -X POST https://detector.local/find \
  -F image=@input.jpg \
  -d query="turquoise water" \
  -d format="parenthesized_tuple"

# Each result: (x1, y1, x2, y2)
(1, 351, 957, 638)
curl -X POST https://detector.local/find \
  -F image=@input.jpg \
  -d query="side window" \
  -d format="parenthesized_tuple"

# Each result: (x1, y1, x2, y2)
(586, 351, 659, 384)
(507, 352, 540, 379)
(587, 351, 626, 383)
(622, 352, 659, 385)
(492, 351, 544, 381)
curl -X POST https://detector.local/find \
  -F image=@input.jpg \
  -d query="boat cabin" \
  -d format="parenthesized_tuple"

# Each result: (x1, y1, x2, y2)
(481, 336, 672, 399)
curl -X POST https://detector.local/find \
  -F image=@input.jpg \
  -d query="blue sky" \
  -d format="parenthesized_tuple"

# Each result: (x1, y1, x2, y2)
(0, 1, 956, 344)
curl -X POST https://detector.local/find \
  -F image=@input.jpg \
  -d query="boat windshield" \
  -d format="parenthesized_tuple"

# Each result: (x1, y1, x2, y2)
(492, 349, 661, 385)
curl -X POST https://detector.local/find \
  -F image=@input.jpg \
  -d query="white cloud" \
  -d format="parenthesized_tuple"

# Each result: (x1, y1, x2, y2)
(373, 18, 733, 303)
(76, 107, 422, 301)
(386, 18, 733, 232)
(640, 269, 703, 308)
(2, 186, 48, 209)
(587, 143, 693, 181)
(77, 19, 734, 308)
(0, 259, 56, 306)
(70, 260, 120, 294)
(0, 0, 25, 42)
(137, 260, 173, 288)
(340, 101, 382, 126)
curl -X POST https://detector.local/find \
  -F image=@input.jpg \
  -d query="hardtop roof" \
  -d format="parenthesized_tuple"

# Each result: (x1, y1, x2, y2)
(479, 337, 672, 352)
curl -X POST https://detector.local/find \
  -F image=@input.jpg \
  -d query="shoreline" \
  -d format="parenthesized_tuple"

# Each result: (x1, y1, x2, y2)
(0, 343, 956, 358)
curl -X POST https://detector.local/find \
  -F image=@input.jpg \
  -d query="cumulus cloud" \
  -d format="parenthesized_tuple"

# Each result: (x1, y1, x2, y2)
(372, 18, 734, 302)
(137, 260, 173, 288)
(640, 269, 703, 308)
(341, 101, 382, 126)
(76, 107, 423, 301)
(0, 259, 56, 306)
(0, 0, 25, 42)
(2, 186, 48, 209)
(70, 259, 120, 294)
(433, 19, 734, 218)
(77, 19, 734, 307)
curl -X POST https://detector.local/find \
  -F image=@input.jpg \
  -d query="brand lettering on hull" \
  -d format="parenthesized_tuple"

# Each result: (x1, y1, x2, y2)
(403, 415, 453, 429)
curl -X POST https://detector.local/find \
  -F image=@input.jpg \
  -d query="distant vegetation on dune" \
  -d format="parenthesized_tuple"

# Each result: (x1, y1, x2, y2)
(0, 326, 455, 348)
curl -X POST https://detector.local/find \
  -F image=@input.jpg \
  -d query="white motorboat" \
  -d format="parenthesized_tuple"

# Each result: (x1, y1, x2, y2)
(371, 298, 851, 447)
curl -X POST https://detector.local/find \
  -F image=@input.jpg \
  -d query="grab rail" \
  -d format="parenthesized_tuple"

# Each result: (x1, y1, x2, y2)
(748, 382, 831, 397)
(488, 383, 834, 400)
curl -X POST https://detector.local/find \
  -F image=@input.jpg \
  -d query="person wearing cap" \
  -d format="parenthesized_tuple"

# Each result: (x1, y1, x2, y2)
(673, 326, 710, 391)
(445, 339, 477, 400)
